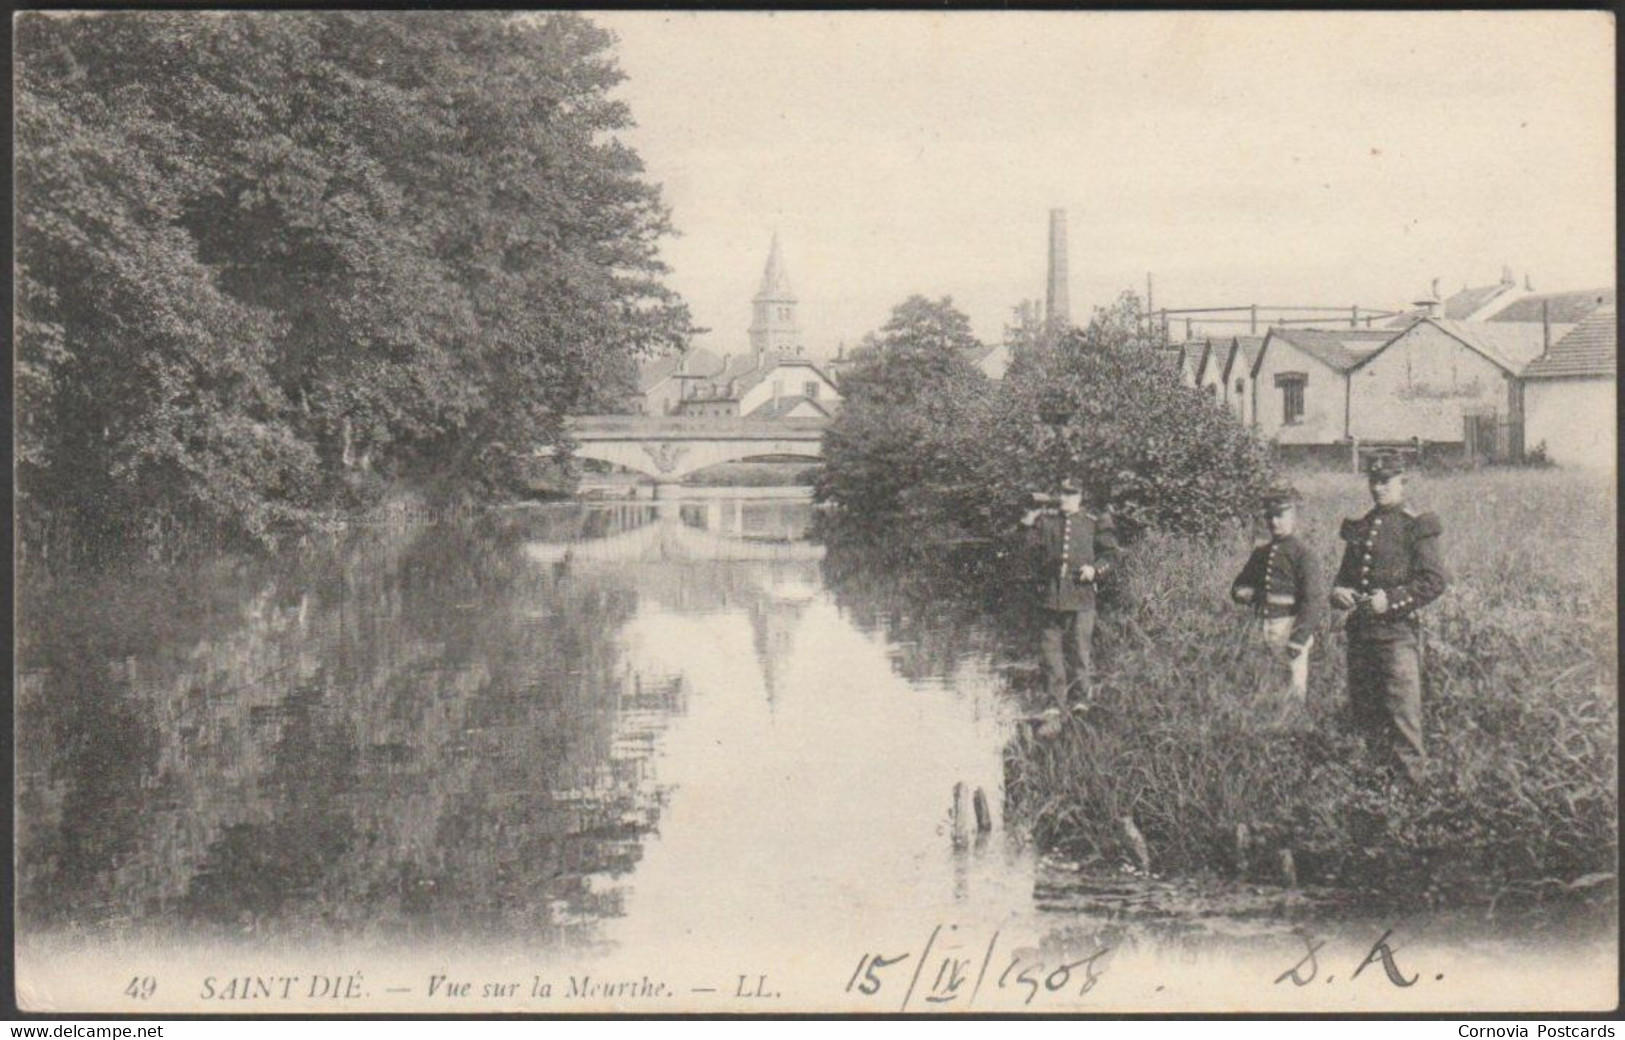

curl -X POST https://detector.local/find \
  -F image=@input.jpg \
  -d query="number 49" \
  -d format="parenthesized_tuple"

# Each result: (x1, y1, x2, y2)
(124, 976, 156, 1000)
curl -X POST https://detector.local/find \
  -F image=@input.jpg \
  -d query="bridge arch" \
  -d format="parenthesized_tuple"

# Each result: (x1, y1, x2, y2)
(553, 415, 827, 482)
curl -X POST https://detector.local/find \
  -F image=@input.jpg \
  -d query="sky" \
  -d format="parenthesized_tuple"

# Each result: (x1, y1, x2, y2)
(592, 11, 1615, 358)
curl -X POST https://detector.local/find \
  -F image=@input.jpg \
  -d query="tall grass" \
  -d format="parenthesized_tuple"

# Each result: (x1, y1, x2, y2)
(1005, 468, 1617, 907)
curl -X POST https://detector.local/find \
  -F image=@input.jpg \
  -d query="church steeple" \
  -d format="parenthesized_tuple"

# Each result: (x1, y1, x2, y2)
(750, 231, 801, 357)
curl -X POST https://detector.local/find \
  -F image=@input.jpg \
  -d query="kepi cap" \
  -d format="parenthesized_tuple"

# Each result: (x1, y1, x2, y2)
(1260, 487, 1300, 514)
(1365, 451, 1408, 481)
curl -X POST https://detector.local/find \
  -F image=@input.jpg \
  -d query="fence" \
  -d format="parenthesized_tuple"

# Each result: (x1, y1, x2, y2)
(1148, 304, 1402, 342)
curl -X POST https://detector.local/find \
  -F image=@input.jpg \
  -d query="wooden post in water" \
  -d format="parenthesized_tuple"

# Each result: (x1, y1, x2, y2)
(1278, 848, 1299, 888)
(972, 788, 992, 834)
(951, 782, 968, 846)
(1119, 815, 1152, 874)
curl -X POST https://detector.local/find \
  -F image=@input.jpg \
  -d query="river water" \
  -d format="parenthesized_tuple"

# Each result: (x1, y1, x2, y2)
(14, 493, 1615, 1012)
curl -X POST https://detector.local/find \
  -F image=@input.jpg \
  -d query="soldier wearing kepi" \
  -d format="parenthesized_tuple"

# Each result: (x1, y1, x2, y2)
(1021, 477, 1120, 719)
(1230, 487, 1325, 710)
(1330, 452, 1449, 781)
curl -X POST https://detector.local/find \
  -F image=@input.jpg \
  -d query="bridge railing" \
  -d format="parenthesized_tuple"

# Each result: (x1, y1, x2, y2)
(566, 415, 829, 437)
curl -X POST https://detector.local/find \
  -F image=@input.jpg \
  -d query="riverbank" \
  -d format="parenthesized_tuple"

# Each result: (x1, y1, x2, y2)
(1002, 468, 1616, 910)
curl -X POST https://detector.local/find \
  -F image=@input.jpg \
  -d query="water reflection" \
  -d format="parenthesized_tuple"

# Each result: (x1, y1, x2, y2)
(17, 495, 1031, 955)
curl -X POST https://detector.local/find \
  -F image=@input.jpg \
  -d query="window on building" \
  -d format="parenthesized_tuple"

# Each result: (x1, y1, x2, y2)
(804, 381, 819, 399)
(1235, 378, 1245, 395)
(1275, 372, 1307, 424)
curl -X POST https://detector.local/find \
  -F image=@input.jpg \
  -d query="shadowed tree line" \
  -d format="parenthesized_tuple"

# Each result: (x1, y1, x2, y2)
(17, 12, 689, 558)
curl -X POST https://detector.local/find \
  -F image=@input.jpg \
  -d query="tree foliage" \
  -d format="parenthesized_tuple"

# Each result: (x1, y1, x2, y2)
(16, 12, 689, 552)
(816, 296, 993, 524)
(819, 291, 1275, 541)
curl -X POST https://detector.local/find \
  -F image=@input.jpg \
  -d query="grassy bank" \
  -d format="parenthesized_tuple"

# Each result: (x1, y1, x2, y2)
(1004, 468, 1617, 908)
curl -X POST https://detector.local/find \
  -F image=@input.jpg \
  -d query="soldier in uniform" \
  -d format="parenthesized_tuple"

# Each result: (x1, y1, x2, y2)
(1230, 487, 1325, 707)
(1020, 477, 1120, 717)
(1330, 452, 1449, 781)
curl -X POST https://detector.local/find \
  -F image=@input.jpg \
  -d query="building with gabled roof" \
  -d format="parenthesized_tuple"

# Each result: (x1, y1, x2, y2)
(1193, 337, 1232, 403)
(1220, 335, 1265, 425)
(1250, 328, 1396, 445)
(1344, 318, 1541, 457)
(632, 347, 725, 416)
(1521, 306, 1616, 470)
(1385, 271, 1523, 327)
(629, 235, 841, 418)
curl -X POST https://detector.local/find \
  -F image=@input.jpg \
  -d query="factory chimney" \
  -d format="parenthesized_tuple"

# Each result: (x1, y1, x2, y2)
(1045, 209, 1072, 336)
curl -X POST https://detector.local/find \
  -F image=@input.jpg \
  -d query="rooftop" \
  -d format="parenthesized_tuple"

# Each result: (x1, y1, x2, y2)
(748, 394, 832, 419)
(1427, 319, 1549, 373)
(637, 347, 724, 392)
(1522, 306, 1617, 380)
(1487, 288, 1615, 324)
(1224, 335, 1266, 378)
(1267, 327, 1396, 372)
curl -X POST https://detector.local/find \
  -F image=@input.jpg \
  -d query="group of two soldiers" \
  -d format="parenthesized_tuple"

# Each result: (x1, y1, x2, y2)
(1020, 453, 1448, 780)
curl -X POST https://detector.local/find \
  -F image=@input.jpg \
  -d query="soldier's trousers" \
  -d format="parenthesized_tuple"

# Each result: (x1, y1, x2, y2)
(1261, 616, 1311, 703)
(1347, 627, 1426, 780)
(1040, 608, 1095, 704)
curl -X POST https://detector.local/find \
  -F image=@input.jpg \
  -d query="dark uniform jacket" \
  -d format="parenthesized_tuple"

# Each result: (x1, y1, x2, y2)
(1029, 509, 1119, 612)
(1230, 534, 1326, 649)
(1333, 505, 1449, 637)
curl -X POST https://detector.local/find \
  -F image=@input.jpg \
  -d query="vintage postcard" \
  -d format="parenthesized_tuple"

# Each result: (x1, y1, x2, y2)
(12, 9, 1617, 1015)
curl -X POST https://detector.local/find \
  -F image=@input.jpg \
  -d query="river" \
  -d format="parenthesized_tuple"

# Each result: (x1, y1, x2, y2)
(14, 493, 1614, 1012)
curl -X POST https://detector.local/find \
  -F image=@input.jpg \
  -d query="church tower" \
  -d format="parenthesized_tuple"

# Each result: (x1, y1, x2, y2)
(749, 232, 802, 357)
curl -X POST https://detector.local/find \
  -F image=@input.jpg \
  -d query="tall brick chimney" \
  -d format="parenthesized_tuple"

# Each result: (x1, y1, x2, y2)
(1045, 209, 1071, 335)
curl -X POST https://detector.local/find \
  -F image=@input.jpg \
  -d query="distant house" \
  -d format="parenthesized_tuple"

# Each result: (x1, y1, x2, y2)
(1250, 328, 1396, 445)
(749, 395, 833, 420)
(1346, 319, 1545, 460)
(1157, 345, 1190, 384)
(1173, 341, 1201, 387)
(1520, 306, 1616, 470)
(680, 350, 842, 420)
(634, 348, 724, 416)
(1221, 335, 1265, 425)
(1384, 272, 1524, 327)
(1194, 337, 1231, 404)
(1386, 275, 1612, 342)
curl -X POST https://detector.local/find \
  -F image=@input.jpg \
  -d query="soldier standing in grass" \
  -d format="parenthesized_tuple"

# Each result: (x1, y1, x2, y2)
(1020, 477, 1120, 721)
(1230, 487, 1324, 711)
(1330, 452, 1449, 782)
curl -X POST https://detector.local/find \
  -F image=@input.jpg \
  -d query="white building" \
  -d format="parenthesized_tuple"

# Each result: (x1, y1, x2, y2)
(1520, 306, 1616, 471)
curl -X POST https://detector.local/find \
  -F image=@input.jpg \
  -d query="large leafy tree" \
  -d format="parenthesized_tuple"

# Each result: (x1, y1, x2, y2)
(817, 296, 992, 526)
(16, 12, 689, 551)
(820, 291, 1274, 540)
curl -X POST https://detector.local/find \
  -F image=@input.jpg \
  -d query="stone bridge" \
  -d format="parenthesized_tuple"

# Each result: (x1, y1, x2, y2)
(552, 415, 827, 483)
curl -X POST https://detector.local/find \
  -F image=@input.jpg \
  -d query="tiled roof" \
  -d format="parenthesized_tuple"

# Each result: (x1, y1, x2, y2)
(1445, 282, 1520, 319)
(1196, 337, 1231, 381)
(1522, 306, 1616, 380)
(1487, 288, 1615, 324)
(638, 347, 723, 392)
(1385, 281, 1520, 327)
(1429, 320, 1549, 373)
(747, 394, 831, 419)
(1266, 328, 1396, 372)
(706, 352, 836, 397)
(1224, 335, 1265, 380)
